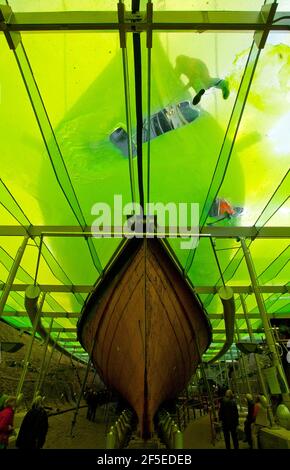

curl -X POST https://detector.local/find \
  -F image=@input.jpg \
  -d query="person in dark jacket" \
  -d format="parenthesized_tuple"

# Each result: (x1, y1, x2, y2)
(16, 395, 48, 449)
(219, 389, 239, 449)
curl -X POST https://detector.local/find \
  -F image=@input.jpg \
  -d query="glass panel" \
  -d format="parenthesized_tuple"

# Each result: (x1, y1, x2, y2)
(153, 0, 264, 11)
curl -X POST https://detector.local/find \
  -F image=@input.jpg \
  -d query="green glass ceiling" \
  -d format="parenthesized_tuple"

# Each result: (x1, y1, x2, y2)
(0, 1, 289, 362)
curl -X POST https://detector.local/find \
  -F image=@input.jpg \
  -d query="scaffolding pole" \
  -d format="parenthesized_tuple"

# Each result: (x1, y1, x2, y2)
(33, 318, 54, 401)
(15, 292, 45, 402)
(235, 321, 252, 394)
(39, 331, 61, 393)
(0, 236, 29, 315)
(240, 238, 289, 397)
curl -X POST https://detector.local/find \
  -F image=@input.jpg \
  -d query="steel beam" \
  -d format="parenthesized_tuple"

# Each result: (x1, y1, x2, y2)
(6, 311, 290, 319)
(1, 283, 288, 295)
(241, 238, 289, 395)
(0, 10, 289, 32)
(0, 225, 289, 238)
(16, 326, 262, 334)
(0, 236, 29, 314)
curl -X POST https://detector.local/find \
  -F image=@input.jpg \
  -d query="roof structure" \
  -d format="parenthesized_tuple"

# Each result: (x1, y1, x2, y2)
(0, 0, 289, 363)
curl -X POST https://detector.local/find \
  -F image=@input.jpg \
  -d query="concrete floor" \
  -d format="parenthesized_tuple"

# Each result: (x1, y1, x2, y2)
(10, 405, 250, 449)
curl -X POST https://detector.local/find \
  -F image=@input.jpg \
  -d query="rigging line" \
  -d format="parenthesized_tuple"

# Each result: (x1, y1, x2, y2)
(198, 41, 257, 227)
(0, 187, 83, 306)
(132, 0, 144, 210)
(210, 238, 226, 287)
(34, 235, 43, 286)
(253, 170, 289, 226)
(255, 195, 289, 231)
(200, 46, 261, 228)
(0, 201, 30, 232)
(133, 32, 145, 210)
(184, 42, 259, 275)
(272, 16, 290, 23)
(121, 46, 137, 206)
(0, 180, 30, 225)
(19, 45, 85, 228)
(203, 243, 245, 307)
(257, 245, 289, 280)
(13, 43, 102, 273)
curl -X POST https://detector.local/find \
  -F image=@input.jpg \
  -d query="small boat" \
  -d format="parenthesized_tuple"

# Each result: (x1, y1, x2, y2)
(78, 237, 211, 437)
(109, 100, 200, 157)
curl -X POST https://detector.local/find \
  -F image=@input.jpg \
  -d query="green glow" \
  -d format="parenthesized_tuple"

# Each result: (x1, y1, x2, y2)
(0, 3, 289, 361)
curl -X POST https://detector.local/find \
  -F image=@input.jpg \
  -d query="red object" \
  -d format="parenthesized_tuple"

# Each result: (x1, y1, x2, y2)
(0, 406, 14, 446)
(253, 402, 261, 419)
(219, 199, 235, 216)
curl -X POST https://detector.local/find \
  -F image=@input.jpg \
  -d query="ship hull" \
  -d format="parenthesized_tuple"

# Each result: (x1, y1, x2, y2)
(78, 238, 211, 436)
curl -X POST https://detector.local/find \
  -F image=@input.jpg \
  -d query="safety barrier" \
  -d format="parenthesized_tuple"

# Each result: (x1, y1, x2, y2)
(106, 409, 135, 449)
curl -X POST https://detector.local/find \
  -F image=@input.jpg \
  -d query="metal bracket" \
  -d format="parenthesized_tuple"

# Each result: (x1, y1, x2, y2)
(0, 4, 21, 50)
(146, 1, 153, 49)
(117, 1, 126, 48)
(118, 1, 150, 48)
(254, 2, 278, 49)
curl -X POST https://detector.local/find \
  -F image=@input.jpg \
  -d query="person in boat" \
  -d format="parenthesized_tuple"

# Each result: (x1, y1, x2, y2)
(16, 395, 48, 449)
(175, 55, 230, 105)
(0, 396, 16, 449)
(218, 389, 239, 450)
(208, 197, 243, 222)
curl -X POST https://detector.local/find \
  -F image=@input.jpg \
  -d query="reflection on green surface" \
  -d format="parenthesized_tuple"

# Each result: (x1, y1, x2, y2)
(0, 18, 289, 360)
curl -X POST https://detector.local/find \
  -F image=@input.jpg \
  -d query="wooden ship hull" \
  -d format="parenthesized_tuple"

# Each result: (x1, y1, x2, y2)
(78, 238, 211, 437)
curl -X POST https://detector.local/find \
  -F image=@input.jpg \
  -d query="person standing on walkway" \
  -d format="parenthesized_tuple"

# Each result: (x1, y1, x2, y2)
(219, 389, 239, 450)
(244, 393, 255, 449)
(0, 396, 16, 449)
(16, 395, 48, 449)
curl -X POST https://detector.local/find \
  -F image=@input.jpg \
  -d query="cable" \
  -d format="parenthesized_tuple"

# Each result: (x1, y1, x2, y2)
(210, 238, 226, 287)
(272, 16, 290, 23)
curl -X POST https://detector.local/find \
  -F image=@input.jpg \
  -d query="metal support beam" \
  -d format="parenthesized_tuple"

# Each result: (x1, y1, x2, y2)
(0, 236, 29, 314)
(240, 293, 274, 426)
(33, 318, 54, 401)
(254, 2, 277, 49)
(2, 310, 289, 319)
(0, 10, 289, 32)
(0, 225, 288, 238)
(1, 283, 288, 295)
(235, 321, 252, 394)
(240, 238, 289, 397)
(15, 293, 44, 401)
(16, 326, 264, 334)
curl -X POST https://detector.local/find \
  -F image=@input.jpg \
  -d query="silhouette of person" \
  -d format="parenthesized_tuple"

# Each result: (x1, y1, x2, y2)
(218, 389, 239, 450)
(244, 393, 255, 449)
(175, 55, 230, 105)
(16, 395, 48, 449)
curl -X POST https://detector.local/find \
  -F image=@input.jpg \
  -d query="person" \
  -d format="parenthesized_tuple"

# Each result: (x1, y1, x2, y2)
(218, 389, 239, 450)
(0, 393, 8, 411)
(16, 395, 48, 449)
(0, 396, 16, 449)
(175, 55, 230, 105)
(244, 393, 255, 449)
(251, 394, 270, 449)
(209, 198, 243, 220)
